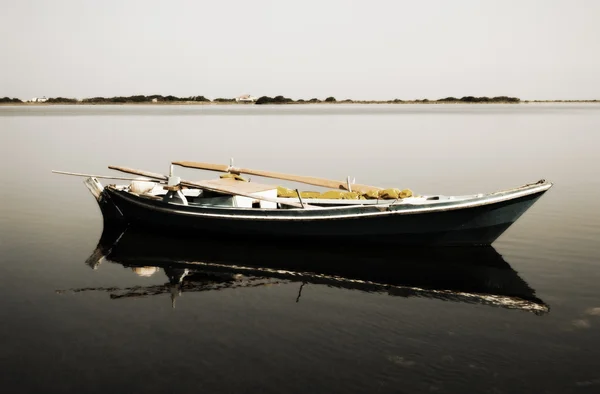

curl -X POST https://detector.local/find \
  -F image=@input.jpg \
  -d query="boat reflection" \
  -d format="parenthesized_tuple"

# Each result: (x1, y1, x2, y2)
(80, 227, 549, 314)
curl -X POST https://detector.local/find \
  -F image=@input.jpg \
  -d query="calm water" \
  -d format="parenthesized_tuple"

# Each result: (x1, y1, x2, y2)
(1, 104, 600, 393)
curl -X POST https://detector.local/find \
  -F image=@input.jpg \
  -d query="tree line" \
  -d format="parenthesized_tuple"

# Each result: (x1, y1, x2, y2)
(1, 95, 523, 104)
(0, 97, 22, 103)
(255, 96, 520, 104)
(436, 96, 520, 103)
(79, 95, 210, 103)
(255, 96, 337, 104)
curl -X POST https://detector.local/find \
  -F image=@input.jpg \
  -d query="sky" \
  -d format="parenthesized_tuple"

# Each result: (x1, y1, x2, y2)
(1, 0, 599, 100)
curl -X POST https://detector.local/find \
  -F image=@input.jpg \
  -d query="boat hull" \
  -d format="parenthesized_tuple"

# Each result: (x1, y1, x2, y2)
(97, 182, 550, 246)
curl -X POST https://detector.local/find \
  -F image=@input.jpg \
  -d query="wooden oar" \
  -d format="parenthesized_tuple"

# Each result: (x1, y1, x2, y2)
(52, 170, 161, 182)
(108, 166, 310, 209)
(108, 166, 168, 181)
(172, 161, 382, 193)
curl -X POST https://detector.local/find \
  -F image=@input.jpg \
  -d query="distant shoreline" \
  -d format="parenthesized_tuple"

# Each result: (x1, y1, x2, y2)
(1, 94, 599, 106)
(1, 100, 599, 106)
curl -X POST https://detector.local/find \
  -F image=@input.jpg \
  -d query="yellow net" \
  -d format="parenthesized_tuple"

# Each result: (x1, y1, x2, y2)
(399, 189, 413, 198)
(377, 188, 413, 199)
(277, 186, 298, 198)
(362, 190, 380, 199)
(319, 190, 362, 200)
(300, 191, 321, 199)
(277, 186, 414, 200)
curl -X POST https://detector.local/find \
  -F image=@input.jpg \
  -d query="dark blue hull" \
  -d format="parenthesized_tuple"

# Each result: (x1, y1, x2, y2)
(97, 183, 549, 246)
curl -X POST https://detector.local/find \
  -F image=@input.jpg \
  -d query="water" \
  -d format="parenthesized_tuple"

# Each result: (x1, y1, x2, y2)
(1, 104, 600, 393)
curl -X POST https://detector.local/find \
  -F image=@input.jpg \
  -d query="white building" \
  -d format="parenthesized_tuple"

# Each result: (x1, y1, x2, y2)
(31, 96, 48, 103)
(235, 94, 257, 103)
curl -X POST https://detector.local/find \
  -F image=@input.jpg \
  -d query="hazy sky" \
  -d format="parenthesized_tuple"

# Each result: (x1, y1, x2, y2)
(1, 0, 599, 100)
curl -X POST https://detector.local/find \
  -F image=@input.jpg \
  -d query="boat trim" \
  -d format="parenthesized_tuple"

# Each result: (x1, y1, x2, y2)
(108, 180, 552, 221)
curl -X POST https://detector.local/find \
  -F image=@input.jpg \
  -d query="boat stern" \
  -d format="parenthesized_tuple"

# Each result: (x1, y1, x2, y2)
(84, 177, 126, 227)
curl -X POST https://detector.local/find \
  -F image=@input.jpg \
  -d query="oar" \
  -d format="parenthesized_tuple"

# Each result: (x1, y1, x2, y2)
(108, 166, 310, 209)
(108, 166, 168, 181)
(52, 170, 161, 182)
(172, 161, 382, 193)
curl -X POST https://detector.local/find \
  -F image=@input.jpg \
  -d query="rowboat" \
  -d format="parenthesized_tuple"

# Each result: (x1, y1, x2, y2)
(53, 160, 552, 246)
(77, 227, 548, 314)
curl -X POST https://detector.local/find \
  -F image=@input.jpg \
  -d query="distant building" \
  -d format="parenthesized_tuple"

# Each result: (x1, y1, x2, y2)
(152, 98, 159, 103)
(31, 96, 48, 103)
(235, 94, 257, 103)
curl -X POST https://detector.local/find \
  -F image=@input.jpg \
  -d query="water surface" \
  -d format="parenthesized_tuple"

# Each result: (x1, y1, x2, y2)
(1, 104, 600, 393)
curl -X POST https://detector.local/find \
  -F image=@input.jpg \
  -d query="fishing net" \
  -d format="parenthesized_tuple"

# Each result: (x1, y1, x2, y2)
(319, 190, 362, 200)
(277, 186, 298, 198)
(277, 186, 413, 200)
(300, 191, 321, 199)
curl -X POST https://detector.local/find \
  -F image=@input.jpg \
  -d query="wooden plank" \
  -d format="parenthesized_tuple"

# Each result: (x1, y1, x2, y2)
(108, 165, 310, 209)
(182, 179, 311, 208)
(205, 178, 277, 193)
(172, 161, 382, 193)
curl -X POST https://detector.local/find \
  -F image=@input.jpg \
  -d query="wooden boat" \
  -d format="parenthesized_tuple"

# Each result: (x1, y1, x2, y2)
(75, 227, 548, 314)
(53, 161, 552, 246)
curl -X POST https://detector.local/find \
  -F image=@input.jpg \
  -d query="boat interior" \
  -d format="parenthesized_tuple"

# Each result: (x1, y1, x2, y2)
(55, 160, 547, 211)
(116, 177, 484, 209)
